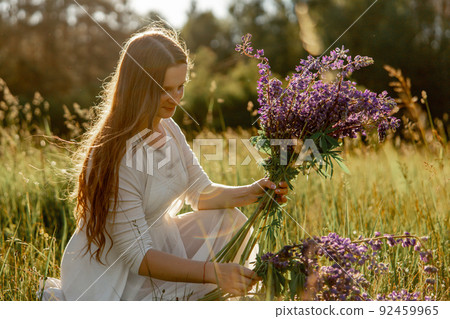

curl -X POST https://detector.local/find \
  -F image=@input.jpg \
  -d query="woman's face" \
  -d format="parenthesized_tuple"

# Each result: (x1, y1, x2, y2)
(153, 63, 187, 127)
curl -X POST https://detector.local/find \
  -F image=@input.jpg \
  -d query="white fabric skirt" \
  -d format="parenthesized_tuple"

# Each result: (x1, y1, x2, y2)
(39, 208, 257, 301)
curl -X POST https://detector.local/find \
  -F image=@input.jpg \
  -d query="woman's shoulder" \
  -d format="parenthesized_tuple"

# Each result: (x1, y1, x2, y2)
(117, 149, 150, 183)
(162, 118, 185, 138)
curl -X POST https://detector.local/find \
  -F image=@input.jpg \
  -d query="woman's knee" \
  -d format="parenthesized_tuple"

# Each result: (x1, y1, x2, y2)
(222, 207, 247, 228)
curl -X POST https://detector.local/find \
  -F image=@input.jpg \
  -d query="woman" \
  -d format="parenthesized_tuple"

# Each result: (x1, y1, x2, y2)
(40, 26, 288, 301)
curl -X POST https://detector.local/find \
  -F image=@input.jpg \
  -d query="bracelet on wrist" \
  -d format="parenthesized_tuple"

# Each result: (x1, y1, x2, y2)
(202, 261, 208, 284)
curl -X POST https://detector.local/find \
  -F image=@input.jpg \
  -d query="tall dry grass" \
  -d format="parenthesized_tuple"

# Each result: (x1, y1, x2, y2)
(0, 77, 448, 300)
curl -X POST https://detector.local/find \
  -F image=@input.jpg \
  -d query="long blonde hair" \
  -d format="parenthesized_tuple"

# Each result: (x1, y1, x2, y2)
(71, 26, 190, 263)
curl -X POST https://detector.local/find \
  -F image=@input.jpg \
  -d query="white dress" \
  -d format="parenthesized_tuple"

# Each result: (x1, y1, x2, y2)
(39, 118, 254, 301)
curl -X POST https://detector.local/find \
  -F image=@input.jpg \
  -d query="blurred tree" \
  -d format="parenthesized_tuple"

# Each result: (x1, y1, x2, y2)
(0, 0, 139, 134)
(228, 0, 305, 76)
(181, 0, 234, 62)
(294, 0, 449, 116)
(177, 0, 308, 129)
(2, 0, 447, 134)
(175, 46, 261, 131)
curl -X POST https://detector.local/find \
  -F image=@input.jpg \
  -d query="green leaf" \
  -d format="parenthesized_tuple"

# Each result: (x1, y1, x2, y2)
(309, 132, 321, 141)
(324, 135, 340, 147)
(289, 273, 298, 300)
(319, 136, 328, 151)
(334, 157, 351, 174)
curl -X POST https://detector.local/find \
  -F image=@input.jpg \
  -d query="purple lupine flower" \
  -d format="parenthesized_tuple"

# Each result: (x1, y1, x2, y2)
(424, 265, 438, 274)
(236, 34, 400, 145)
(420, 250, 433, 264)
(377, 290, 422, 301)
(256, 231, 435, 301)
(414, 241, 422, 251)
(384, 234, 396, 247)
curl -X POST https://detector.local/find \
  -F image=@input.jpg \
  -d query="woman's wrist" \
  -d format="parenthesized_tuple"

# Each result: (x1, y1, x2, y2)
(204, 261, 217, 284)
(244, 183, 261, 205)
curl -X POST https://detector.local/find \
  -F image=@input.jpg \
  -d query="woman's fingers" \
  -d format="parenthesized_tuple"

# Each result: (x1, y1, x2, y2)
(218, 264, 261, 296)
(237, 266, 260, 284)
(276, 181, 288, 193)
(235, 283, 253, 294)
(240, 267, 256, 279)
(274, 181, 289, 203)
(277, 195, 287, 203)
(253, 178, 289, 204)
(260, 179, 288, 192)
(259, 178, 276, 190)
(275, 188, 288, 195)
(249, 272, 262, 282)
(228, 288, 243, 296)
(256, 179, 288, 192)
(279, 181, 289, 188)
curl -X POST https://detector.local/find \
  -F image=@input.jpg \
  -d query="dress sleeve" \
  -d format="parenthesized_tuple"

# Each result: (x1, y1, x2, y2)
(105, 157, 153, 275)
(168, 119, 213, 211)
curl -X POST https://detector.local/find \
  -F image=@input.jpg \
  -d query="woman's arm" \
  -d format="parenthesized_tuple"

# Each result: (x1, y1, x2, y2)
(197, 179, 289, 210)
(138, 249, 259, 296)
(138, 249, 204, 282)
(167, 119, 288, 211)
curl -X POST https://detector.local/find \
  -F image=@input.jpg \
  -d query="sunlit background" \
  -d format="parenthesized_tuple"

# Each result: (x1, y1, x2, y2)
(0, 0, 449, 301)
(130, 0, 231, 27)
(1, 0, 448, 135)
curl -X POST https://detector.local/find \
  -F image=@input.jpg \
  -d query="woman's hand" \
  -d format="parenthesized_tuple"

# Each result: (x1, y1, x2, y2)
(246, 178, 289, 205)
(205, 262, 260, 296)
(197, 179, 289, 210)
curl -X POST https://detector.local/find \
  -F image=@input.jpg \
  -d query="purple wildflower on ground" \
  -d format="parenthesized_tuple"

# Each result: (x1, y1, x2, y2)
(376, 290, 421, 301)
(255, 232, 436, 301)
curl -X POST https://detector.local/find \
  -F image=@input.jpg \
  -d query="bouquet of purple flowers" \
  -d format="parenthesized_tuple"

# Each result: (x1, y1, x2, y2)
(241, 33, 400, 179)
(201, 34, 400, 300)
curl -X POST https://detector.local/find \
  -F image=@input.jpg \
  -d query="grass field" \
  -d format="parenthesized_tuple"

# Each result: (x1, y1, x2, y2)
(0, 122, 449, 300)
(0, 75, 448, 300)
